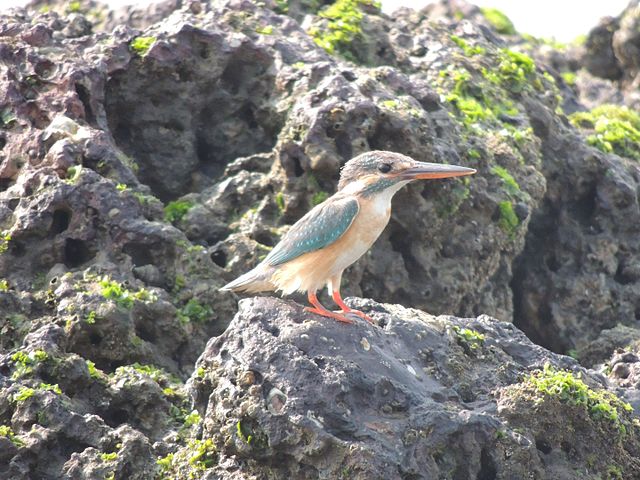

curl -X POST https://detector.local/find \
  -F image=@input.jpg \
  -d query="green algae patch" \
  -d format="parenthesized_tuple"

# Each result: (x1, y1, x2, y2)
(480, 7, 516, 35)
(177, 299, 213, 324)
(450, 35, 485, 56)
(561, 71, 577, 86)
(157, 438, 217, 477)
(0, 425, 24, 447)
(452, 326, 485, 352)
(309, 0, 380, 62)
(164, 200, 194, 223)
(483, 49, 536, 93)
(569, 105, 640, 161)
(498, 201, 519, 235)
(130, 36, 156, 56)
(527, 364, 633, 434)
(491, 166, 520, 196)
(99, 277, 156, 309)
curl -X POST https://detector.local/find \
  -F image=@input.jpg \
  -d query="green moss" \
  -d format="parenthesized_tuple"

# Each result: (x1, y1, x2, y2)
(11, 350, 48, 379)
(274, 0, 289, 13)
(491, 166, 520, 195)
(452, 325, 485, 351)
(381, 99, 398, 109)
(67, 1, 82, 13)
(255, 25, 273, 34)
(40, 383, 62, 395)
(183, 410, 201, 428)
(237, 420, 253, 444)
(498, 201, 519, 235)
(164, 200, 193, 223)
(528, 364, 633, 434)
(450, 35, 485, 56)
(0, 279, 8, 291)
(65, 165, 83, 184)
(116, 183, 128, 192)
(480, 7, 516, 35)
(309, 0, 380, 61)
(569, 105, 640, 161)
(86, 360, 104, 380)
(0, 231, 12, 254)
(177, 299, 213, 324)
(99, 277, 156, 309)
(311, 191, 329, 206)
(123, 363, 170, 383)
(14, 387, 35, 403)
(561, 71, 577, 86)
(157, 439, 217, 476)
(130, 36, 156, 56)
(101, 452, 118, 462)
(483, 49, 536, 93)
(85, 311, 97, 324)
(275, 192, 286, 214)
(0, 425, 24, 447)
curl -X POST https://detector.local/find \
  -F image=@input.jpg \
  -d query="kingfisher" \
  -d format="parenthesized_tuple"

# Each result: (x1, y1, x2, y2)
(221, 151, 476, 324)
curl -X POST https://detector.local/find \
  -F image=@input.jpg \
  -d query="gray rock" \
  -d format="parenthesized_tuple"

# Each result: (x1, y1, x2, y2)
(188, 296, 640, 479)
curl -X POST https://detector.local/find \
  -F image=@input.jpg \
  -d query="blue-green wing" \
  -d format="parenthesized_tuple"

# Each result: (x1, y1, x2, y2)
(264, 196, 359, 267)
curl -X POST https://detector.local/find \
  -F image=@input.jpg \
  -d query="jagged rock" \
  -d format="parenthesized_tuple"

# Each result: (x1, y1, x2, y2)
(583, 16, 622, 80)
(1, 0, 640, 477)
(188, 296, 640, 479)
(577, 325, 640, 368)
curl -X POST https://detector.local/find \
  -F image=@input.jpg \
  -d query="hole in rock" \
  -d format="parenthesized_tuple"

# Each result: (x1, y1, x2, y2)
(75, 83, 95, 124)
(104, 408, 129, 427)
(477, 448, 497, 480)
(571, 185, 598, 229)
(135, 323, 156, 343)
(50, 208, 72, 234)
(123, 242, 154, 267)
(210, 249, 227, 267)
(253, 231, 276, 248)
(0, 135, 6, 150)
(64, 238, 92, 268)
(89, 333, 103, 346)
(535, 438, 552, 454)
(104, 39, 283, 201)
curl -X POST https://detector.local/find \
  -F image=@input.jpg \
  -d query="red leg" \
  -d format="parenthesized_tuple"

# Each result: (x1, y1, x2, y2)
(305, 291, 354, 324)
(332, 290, 374, 324)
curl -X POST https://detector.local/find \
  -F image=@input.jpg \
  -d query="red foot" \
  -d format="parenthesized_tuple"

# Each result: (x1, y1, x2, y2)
(332, 290, 374, 324)
(304, 306, 354, 324)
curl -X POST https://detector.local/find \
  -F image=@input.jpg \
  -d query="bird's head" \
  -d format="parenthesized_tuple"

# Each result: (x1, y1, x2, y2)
(337, 151, 476, 196)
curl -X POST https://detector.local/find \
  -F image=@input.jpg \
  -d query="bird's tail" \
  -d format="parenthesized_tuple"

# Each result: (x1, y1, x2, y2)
(220, 266, 275, 293)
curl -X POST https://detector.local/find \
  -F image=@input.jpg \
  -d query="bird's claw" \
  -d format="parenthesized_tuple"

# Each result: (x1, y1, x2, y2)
(343, 309, 374, 324)
(305, 306, 354, 324)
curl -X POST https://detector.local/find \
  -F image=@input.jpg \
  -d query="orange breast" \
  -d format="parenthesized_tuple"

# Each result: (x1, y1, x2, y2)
(271, 196, 391, 294)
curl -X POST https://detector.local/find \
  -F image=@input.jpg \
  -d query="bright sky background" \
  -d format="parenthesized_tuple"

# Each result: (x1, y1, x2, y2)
(1, 0, 631, 42)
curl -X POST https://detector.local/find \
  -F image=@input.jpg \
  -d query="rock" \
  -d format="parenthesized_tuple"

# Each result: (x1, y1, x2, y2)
(583, 16, 622, 80)
(0, 0, 640, 477)
(187, 296, 640, 479)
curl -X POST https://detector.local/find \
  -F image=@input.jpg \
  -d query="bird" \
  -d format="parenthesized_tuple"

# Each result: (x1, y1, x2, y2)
(221, 151, 476, 324)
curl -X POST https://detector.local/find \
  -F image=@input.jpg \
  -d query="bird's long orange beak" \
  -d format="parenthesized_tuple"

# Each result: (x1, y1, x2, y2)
(399, 162, 477, 180)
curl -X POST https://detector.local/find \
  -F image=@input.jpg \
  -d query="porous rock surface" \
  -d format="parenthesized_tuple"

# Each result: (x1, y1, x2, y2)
(0, 0, 640, 478)
(189, 297, 640, 480)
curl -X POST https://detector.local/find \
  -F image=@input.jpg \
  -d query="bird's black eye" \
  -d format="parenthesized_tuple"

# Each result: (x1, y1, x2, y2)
(378, 163, 392, 173)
